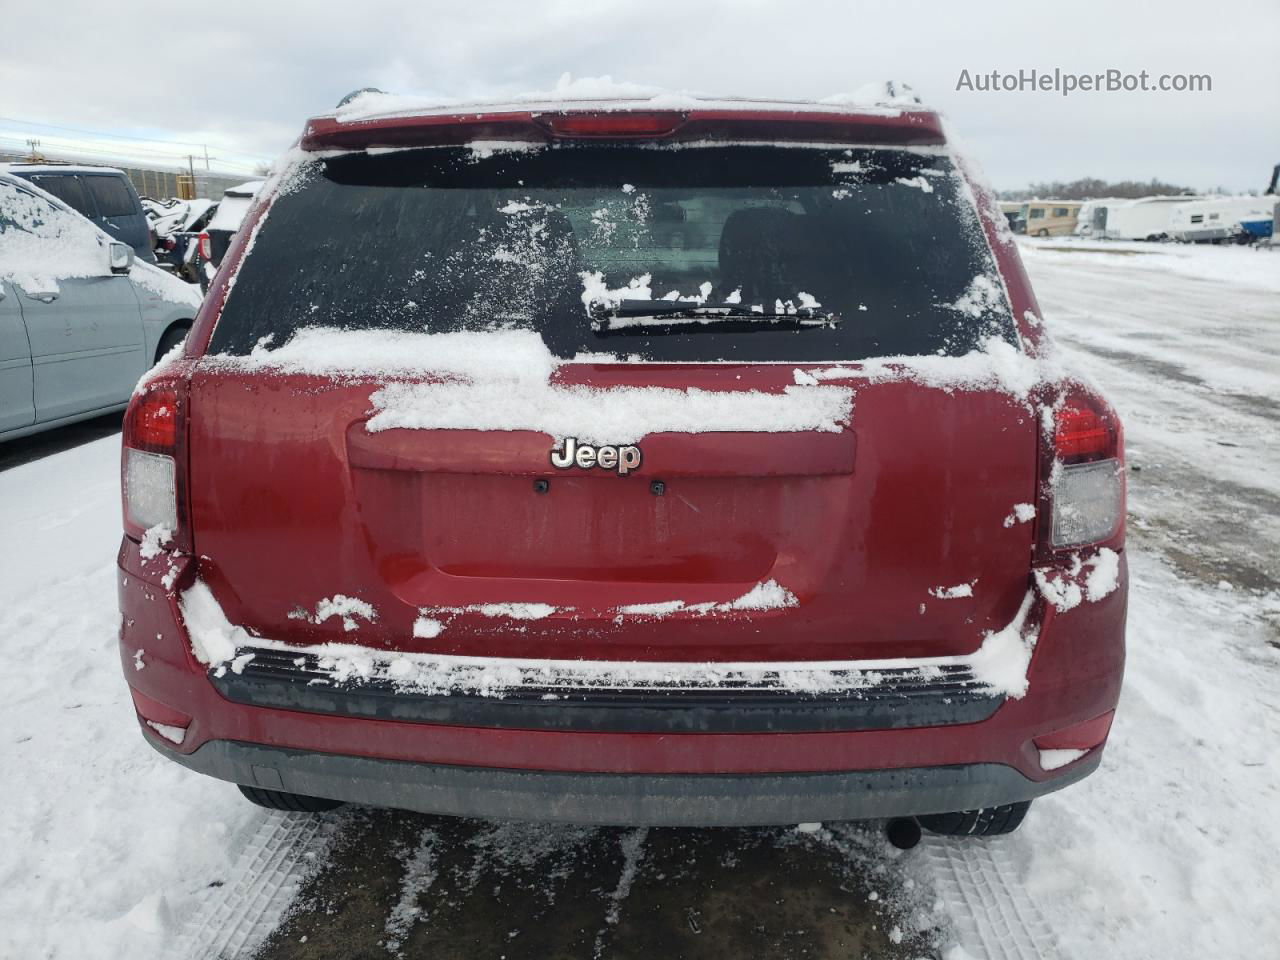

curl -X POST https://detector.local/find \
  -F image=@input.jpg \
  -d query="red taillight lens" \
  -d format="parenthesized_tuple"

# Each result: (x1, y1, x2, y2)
(163, 237, 177, 251)
(1054, 406, 1112, 462)
(124, 384, 178, 452)
(534, 111, 687, 139)
(197, 232, 212, 260)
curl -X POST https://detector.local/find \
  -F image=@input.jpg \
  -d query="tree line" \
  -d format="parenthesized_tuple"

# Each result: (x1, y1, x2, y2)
(998, 177, 1199, 201)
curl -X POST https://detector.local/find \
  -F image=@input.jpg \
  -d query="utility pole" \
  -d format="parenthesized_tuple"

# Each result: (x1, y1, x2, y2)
(25, 138, 42, 161)
(203, 145, 210, 170)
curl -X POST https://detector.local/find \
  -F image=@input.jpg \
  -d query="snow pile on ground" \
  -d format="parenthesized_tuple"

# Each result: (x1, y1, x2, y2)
(1018, 235, 1280, 295)
(1011, 550, 1280, 959)
(0, 438, 262, 960)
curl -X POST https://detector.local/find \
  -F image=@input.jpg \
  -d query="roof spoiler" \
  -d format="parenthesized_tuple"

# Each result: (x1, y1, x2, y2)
(301, 107, 946, 152)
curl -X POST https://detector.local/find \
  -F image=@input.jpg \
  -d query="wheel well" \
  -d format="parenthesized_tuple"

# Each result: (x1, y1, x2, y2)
(155, 320, 193, 363)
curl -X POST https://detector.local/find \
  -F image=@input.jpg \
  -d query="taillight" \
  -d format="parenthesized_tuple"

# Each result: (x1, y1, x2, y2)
(122, 378, 190, 551)
(162, 236, 177, 252)
(1039, 388, 1125, 551)
(1054, 406, 1111, 461)
(533, 111, 687, 139)
(197, 232, 212, 260)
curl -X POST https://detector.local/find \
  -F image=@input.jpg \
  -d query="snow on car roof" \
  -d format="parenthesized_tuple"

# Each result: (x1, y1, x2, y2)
(0, 162, 127, 176)
(325, 76, 928, 125)
(223, 180, 265, 197)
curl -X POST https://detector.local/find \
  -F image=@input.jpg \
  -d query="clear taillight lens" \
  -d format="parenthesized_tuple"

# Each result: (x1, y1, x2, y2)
(1051, 458, 1123, 547)
(124, 449, 177, 532)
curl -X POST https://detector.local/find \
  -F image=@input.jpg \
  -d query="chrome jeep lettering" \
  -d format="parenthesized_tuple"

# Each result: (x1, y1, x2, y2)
(550, 437, 642, 476)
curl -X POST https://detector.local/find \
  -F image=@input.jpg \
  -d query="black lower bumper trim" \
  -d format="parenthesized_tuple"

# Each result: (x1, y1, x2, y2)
(211, 649, 1001, 734)
(152, 736, 1100, 827)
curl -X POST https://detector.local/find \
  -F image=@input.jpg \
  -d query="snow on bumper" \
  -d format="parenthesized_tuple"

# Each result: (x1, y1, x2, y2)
(117, 537, 1125, 781)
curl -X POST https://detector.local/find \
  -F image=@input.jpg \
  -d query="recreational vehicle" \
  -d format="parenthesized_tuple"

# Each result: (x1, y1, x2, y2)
(1022, 200, 1081, 237)
(999, 201, 1025, 234)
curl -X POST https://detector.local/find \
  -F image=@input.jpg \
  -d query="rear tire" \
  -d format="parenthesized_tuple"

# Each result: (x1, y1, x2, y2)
(1035, 228, 1050, 237)
(154, 323, 190, 363)
(237, 784, 345, 813)
(918, 800, 1031, 837)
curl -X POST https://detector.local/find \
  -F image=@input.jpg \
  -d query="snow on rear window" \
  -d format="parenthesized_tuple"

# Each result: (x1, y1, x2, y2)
(0, 180, 106, 293)
(206, 144, 1014, 364)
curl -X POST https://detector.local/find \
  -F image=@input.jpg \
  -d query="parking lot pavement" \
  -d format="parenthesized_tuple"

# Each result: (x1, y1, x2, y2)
(0, 411, 122, 473)
(250, 813, 937, 960)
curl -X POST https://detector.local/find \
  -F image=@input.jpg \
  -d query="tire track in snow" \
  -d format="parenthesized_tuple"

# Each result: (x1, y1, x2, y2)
(924, 837, 1063, 960)
(590, 827, 648, 959)
(173, 810, 342, 960)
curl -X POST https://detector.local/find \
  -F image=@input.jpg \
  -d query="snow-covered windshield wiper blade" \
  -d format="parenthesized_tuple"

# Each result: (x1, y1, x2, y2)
(590, 300, 841, 334)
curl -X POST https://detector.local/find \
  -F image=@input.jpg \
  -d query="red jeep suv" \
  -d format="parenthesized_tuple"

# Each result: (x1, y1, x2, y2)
(118, 91, 1126, 836)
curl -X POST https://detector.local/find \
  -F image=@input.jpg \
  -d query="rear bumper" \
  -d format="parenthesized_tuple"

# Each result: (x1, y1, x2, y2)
(119, 538, 1125, 820)
(146, 732, 1100, 826)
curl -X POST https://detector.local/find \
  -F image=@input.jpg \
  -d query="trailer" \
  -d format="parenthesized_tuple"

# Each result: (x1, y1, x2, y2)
(1167, 197, 1274, 243)
(1101, 196, 1198, 241)
(1074, 198, 1129, 237)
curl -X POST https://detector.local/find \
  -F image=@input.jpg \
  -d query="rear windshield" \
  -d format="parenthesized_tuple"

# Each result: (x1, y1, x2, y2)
(84, 175, 138, 218)
(209, 144, 1013, 362)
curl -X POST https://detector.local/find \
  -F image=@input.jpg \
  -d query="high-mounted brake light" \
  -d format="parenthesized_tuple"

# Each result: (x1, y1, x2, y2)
(533, 111, 687, 139)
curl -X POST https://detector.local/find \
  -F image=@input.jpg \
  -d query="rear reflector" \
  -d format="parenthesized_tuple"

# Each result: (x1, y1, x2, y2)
(1034, 710, 1115, 750)
(130, 687, 191, 729)
(534, 111, 687, 139)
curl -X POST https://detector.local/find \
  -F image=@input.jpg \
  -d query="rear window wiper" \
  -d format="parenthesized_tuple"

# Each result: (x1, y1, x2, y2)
(590, 300, 841, 334)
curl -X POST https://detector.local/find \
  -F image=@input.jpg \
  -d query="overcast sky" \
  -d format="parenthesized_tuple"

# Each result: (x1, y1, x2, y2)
(3, 0, 1278, 191)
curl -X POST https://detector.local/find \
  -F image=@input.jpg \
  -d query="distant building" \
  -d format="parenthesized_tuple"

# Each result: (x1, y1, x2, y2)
(0, 148, 251, 200)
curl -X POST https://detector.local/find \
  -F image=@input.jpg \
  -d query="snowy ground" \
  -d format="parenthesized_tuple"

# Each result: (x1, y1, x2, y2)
(1, 238, 1276, 959)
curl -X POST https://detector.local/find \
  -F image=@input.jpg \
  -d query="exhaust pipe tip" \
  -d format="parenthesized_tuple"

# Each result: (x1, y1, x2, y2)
(886, 817, 922, 850)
